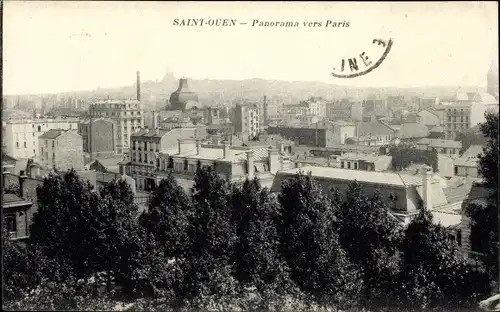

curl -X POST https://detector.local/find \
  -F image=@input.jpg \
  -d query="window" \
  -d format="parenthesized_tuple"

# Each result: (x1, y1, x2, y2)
(347, 162, 351, 169)
(52, 141, 55, 148)
(16, 142, 19, 149)
(45, 140, 48, 146)
(354, 162, 358, 170)
(144, 154, 148, 163)
(144, 142, 147, 150)
(5, 215, 16, 233)
(37, 126, 41, 132)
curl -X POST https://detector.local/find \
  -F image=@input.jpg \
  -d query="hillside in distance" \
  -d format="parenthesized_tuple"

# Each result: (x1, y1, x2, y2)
(7, 71, 484, 109)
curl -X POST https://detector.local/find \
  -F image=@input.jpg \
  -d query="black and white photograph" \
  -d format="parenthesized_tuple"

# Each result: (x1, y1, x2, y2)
(1, 1, 499, 311)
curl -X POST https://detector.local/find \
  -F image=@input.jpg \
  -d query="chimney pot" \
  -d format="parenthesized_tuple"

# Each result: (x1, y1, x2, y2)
(223, 141, 230, 158)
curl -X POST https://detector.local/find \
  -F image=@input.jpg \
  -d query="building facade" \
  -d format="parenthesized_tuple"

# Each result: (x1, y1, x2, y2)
(39, 129, 84, 171)
(355, 120, 396, 146)
(120, 127, 206, 191)
(89, 99, 144, 154)
(78, 118, 116, 158)
(233, 103, 260, 139)
(3, 118, 80, 159)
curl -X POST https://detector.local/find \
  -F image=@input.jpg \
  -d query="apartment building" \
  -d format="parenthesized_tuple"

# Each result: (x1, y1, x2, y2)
(120, 127, 206, 191)
(89, 99, 144, 154)
(38, 129, 84, 171)
(416, 138, 462, 157)
(233, 103, 260, 139)
(78, 118, 116, 158)
(355, 120, 397, 146)
(3, 118, 80, 159)
(306, 98, 327, 117)
(326, 99, 363, 121)
(155, 140, 292, 193)
(444, 92, 497, 139)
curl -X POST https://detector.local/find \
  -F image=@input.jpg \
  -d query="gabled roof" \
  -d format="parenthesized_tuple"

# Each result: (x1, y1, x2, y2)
(397, 123, 429, 139)
(2, 152, 17, 163)
(38, 129, 66, 139)
(356, 120, 396, 136)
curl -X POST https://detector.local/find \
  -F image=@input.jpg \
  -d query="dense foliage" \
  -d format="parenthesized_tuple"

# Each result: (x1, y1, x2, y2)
(387, 143, 438, 172)
(464, 112, 499, 287)
(2, 165, 490, 311)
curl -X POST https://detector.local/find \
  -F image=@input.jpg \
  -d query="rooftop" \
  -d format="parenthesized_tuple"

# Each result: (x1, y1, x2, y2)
(418, 138, 462, 149)
(274, 166, 434, 188)
(356, 120, 396, 136)
(3, 193, 30, 205)
(172, 145, 270, 163)
(397, 123, 430, 139)
(38, 129, 67, 139)
(454, 145, 483, 167)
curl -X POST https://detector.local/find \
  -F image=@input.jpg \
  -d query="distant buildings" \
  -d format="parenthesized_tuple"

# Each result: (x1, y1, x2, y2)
(89, 99, 144, 154)
(443, 91, 497, 139)
(417, 108, 441, 127)
(38, 129, 84, 171)
(3, 118, 80, 159)
(354, 120, 396, 146)
(233, 103, 260, 139)
(120, 127, 206, 191)
(416, 138, 462, 157)
(78, 118, 116, 158)
(326, 98, 363, 121)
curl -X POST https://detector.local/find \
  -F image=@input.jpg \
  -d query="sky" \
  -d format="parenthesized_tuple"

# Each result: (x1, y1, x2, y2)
(3, 1, 498, 95)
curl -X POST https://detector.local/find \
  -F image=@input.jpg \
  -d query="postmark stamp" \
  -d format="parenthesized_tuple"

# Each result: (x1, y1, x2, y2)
(331, 38, 394, 78)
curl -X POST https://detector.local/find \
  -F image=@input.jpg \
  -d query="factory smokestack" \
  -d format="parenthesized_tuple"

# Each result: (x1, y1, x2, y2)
(136, 71, 141, 101)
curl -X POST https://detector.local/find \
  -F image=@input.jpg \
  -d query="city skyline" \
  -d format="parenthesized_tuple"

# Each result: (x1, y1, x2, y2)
(3, 1, 498, 95)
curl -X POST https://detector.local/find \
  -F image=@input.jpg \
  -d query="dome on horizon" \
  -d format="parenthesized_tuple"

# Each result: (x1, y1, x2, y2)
(168, 78, 200, 111)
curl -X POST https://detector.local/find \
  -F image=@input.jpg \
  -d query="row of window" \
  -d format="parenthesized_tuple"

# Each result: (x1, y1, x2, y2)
(447, 116, 469, 122)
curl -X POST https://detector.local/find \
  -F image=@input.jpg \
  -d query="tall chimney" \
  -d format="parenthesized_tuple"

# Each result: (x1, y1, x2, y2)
(263, 96, 268, 126)
(223, 141, 230, 158)
(177, 139, 182, 154)
(136, 71, 141, 101)
(420, 165, 433, 210)
(246, 151, 255, 179)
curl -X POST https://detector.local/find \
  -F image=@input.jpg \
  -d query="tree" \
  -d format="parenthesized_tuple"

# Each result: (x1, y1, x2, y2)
(399, 210, 489, 310)
(29, 172, 145, 296)
(179, 166, 238, 299)
(231, 178, 293, 293)
(336, 184, 403, 305)
(2, 228, 30, 300)
(140, 174, 192, 259)
(29, 169, 101, 284)
(478, 112, 498, 190)
(464, 112, 499, 285)
(277, 171, 362, 306)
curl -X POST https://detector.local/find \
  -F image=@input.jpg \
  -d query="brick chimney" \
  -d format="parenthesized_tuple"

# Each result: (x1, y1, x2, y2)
(246, 151, 255, 179)
(196, 140, 201, 155)
(18, 171, 28, 199)
(268, 148, 280, 174)
(420, 165, 433, 210)
(223, 141, 230, 158)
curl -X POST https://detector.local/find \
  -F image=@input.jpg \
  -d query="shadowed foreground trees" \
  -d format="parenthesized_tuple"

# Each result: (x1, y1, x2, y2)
(2, 166, 491, 311)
